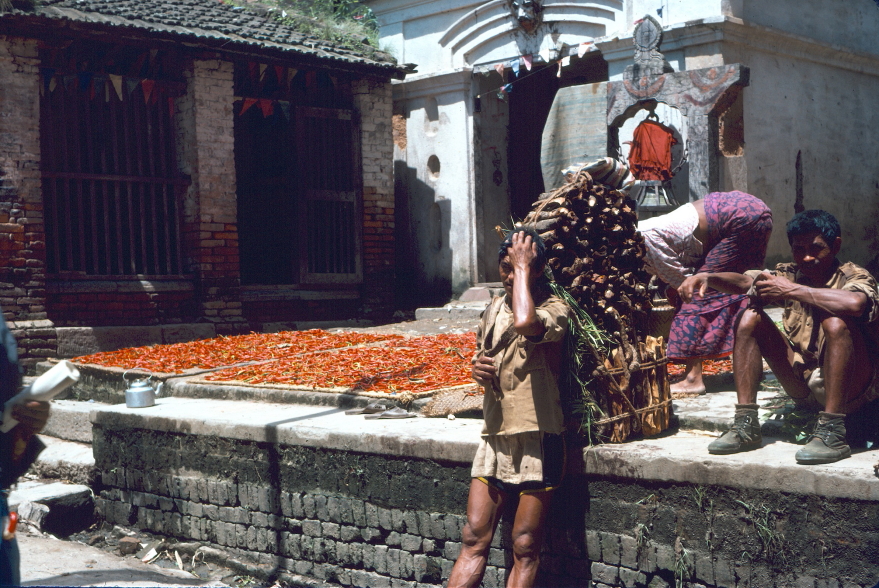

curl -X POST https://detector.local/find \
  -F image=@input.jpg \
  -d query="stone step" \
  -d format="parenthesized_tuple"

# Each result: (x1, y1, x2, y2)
(414, 300, 489, 320)
(42, 399, 108, 444)
(8, 478, 94, 536)
(30, 435, 96, 485)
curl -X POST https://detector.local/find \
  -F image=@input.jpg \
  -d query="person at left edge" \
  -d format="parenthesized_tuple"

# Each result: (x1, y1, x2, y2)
(0, 306, 50, 587)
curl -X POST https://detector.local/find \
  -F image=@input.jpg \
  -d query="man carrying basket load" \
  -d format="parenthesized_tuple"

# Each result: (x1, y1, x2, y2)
(448, 227, 569, 588)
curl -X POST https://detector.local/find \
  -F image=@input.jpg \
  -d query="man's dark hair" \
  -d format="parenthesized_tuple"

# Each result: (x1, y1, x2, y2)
(786, 210, 841, 245)
(498, 226, 547, 268)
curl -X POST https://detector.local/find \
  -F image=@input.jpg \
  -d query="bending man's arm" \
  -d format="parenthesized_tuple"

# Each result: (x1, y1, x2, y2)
(678, 272, 754, 303)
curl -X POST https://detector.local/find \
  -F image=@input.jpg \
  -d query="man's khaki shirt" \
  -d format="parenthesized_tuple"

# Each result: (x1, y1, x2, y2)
(475, 293, 569, 436)
(746, 260, 879, 372)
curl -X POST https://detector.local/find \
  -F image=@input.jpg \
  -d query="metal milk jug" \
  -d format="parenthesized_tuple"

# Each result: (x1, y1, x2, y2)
(123, 371, 163, 408)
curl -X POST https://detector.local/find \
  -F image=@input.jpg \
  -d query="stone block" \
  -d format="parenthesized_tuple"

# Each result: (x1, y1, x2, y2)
(591, 562, 620, 585)
(488, 548, 505, 567)
(714, 557, 735, 588)
(392, 509, 405, 532)
(390, 579, 415, 588)
(220, 506, 249, 524)
(386, 531, 402, 546)
(366, 502, 380, 527)
(315, 494, 329, 521)
(600, 532, 621, 565)
(341, 525, 359, 542)
(619, 567, 648, 588)
(442, 541, 461, 561)
(322, 522, 340, 539)
(402, 511, 419, 534)
(327, 496, 341, 523)
(413, 554, 442, 584)
(401, 533, 422, 552)
(422, 539, 437, 555)
(638, 542, 657, 573)
(387, 548, 402, 578)
(648, 575, 670, 588)
(203, 504, 219, 521)
(401, 551, 414, 579)
(429, 514, 445, 539)
(655, 543, 675, 571)
(302, 494, 316, 518)
(362, 527, 382, 543)
(444, 516, 462, 541)
(586, 530, 601, 561)
(302, 519, 322, 537)
(695, 554, 714, 585)
(620, 534, 638, 568)
(351, 499, 366, 526)
(374, 545, 389, 574)
(418, 512, 433, 539)
(362, 544, 375, 570)
(796, 577, 817, 588)
(378, 507, 394, 530)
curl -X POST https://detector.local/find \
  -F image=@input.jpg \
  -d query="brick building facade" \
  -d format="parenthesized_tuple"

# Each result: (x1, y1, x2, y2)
(0, 0, 404, 370)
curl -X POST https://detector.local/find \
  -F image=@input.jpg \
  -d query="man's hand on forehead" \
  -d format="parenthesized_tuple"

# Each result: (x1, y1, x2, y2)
(506, 231, 539, 270)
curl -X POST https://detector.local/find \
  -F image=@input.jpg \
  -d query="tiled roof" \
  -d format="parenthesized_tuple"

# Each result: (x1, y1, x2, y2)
(4, 0, 401, 76)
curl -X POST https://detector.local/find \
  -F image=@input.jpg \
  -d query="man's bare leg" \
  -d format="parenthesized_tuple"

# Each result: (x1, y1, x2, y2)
(670, 359, 705, 395)
(734, 308, 811, 404)
(818, 316, 872, 414)
(505, 490, 553, 588)
(448, 480, 505, 588)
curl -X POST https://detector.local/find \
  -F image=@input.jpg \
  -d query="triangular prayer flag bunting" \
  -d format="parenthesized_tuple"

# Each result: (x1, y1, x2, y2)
(125, 78, 139, 97)
(286, 68, 297, 88)
(259, 63, 267, 80)
(523, 54, 532, 71)
(511, 59, 520, 75)
(539, 47, 551, 63)
(503, 83, 513, 93)
(274, 65, 284, 83)
(49, 77, 57, 93)
(494, 63, 505, 79)
(578, 42, 593, 58)
(258, 99, 274, 117)
(278, 101, 290, 120)
(239, 98, 257, 116)
(141, 79, 155, 104)
(109, 75, 123, 101)
(64, 74, 77, 92)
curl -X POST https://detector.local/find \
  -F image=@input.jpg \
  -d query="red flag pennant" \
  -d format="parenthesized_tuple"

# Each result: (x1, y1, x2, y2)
(239, 98, 257, 116)
(274, 65, 284, 83)
(141, 79, 155, 104)
(305, 71, 316, 87)
(494, 63, 504, 79)
(258, 99, 274, 117)
(248, 62, 259, 84)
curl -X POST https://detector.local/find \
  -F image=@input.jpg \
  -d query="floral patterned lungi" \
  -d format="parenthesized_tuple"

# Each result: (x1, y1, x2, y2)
(667, 191, 773, 361)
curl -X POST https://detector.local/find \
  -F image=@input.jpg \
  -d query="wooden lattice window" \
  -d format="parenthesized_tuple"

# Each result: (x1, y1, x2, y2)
(234, 64, 361, 286)
(40, 45, 187, 277)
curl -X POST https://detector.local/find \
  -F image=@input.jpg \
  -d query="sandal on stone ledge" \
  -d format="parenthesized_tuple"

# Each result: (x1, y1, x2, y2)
(344, 401, 391, 415)
(364, 407, 416, 419)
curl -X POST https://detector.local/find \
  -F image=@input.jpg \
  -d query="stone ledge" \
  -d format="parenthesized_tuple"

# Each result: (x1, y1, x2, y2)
(89, 398, 481, 465)
(583, 430, 879, 501)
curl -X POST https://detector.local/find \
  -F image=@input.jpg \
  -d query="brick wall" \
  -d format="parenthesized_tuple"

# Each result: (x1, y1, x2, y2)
(177, 58, 245, 334)
(92, 424, 879, 588)
(355, 79, 396, 319)
(0, 36, 55, 370)
(45, 290, 198, 327)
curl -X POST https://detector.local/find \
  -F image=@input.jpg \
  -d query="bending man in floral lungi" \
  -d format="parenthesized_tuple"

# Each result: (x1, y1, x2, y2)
(448, 228, 569, 588)
(681, 210, 879, 464)
(638, 191, 773, 394)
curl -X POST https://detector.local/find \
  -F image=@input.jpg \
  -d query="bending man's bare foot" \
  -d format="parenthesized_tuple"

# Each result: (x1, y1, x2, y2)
(670, 359, 706, 395)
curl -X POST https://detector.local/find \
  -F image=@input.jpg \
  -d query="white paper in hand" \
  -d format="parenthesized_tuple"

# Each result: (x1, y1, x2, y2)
(1, 360, 80, 433)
